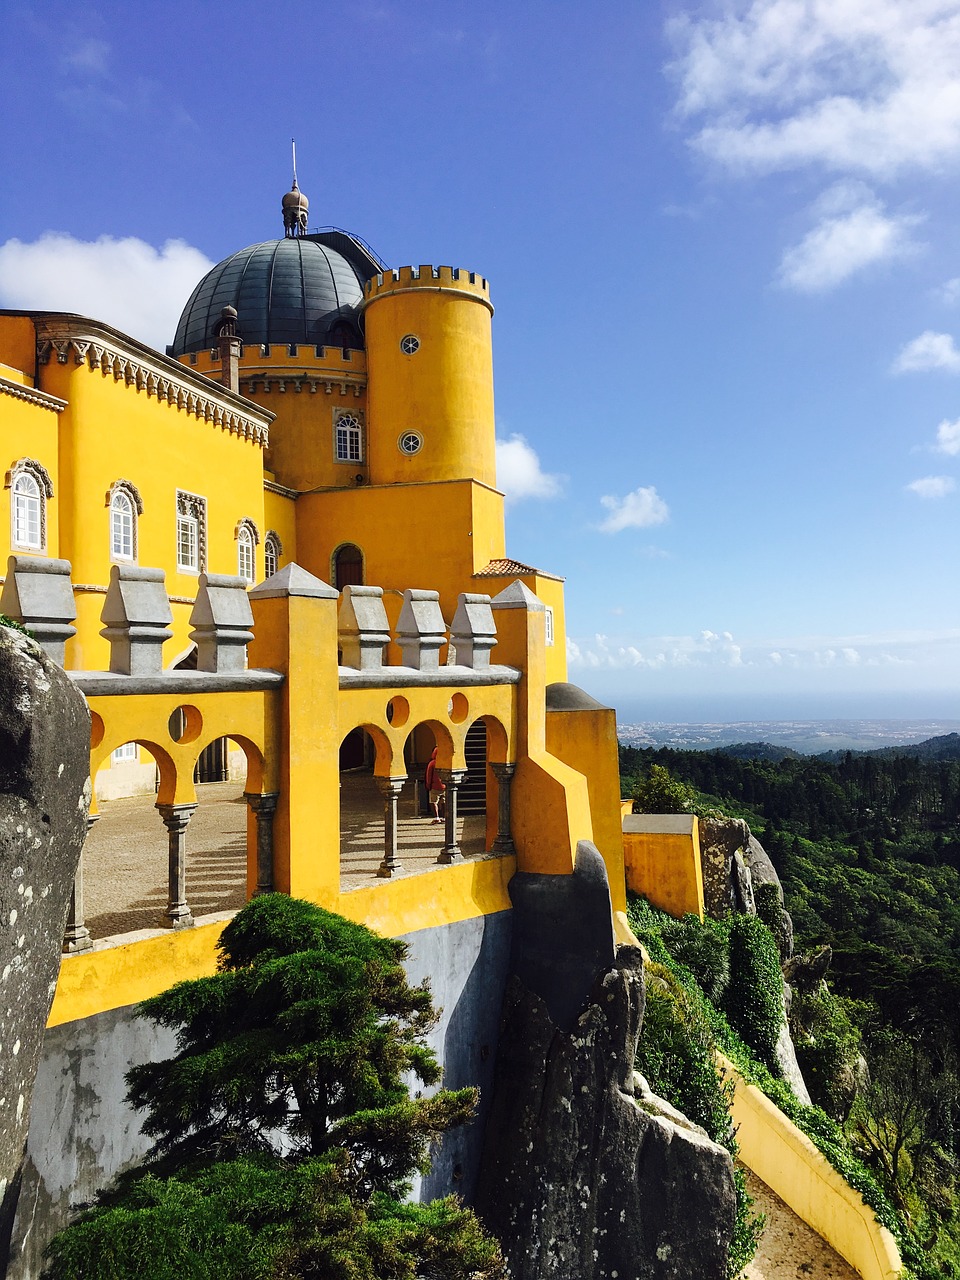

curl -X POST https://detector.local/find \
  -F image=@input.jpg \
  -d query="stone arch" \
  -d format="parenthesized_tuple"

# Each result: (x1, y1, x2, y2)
(332, 541, 364, 590)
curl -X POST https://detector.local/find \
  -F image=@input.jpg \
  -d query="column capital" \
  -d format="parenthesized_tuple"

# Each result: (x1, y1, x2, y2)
(244, 789, 280, 816)
(438, 768, 468, 787)
(157, 801, 197, 832)
(375, 775, 407, 799)
(490, 761, 517, 781)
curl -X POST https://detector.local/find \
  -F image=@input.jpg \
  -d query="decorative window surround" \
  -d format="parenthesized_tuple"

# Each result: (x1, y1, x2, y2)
(7, 458, 53, 552)
(107, 480, 143, 563)
(35, 320, 272, 446)
(176, 491, 207, 574)
(264, 531, 282, 579)
(334, 410, 364, 463)
(235, 517, 259, 583)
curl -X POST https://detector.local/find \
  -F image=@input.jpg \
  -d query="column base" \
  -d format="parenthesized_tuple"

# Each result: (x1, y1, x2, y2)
(62, 928, 93, 953)
(163, 910, 195, 930)
(491, 836, 516, 855)
(437, 847, 464, 865)
(377, 860, 404, 878)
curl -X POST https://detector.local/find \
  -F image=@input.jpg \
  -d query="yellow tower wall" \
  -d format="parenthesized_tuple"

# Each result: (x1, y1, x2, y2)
(363, 267, 497, 488)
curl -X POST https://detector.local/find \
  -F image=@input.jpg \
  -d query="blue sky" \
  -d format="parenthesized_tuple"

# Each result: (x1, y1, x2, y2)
(2, 1, 960, 720)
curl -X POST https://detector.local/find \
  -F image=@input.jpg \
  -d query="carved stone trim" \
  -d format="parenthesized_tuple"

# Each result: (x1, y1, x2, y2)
(263, 479, 300, 499)
(0, 375, 67, 413)
(6, 457, 54, 497)
(36, 327, 272, 446)
(104, 478, 144, 515)
(234, 516, 260, 545)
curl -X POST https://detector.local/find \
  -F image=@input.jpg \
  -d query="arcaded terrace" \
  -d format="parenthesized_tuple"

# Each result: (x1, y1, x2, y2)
(25, 560, 530, 953)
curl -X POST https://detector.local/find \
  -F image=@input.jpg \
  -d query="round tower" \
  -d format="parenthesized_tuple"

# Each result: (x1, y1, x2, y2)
(361, 266, 496, 488)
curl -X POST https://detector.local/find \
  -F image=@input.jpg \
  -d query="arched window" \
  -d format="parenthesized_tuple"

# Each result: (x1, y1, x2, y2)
(334, 412, 363, 463)
(264, 530, 282, 579)
(235, 517, 259, 584)
(107, 480, 142, 562)
(8, 458, 53, 552)
(12, 473, 42, 549)
(333, 542, 363, 589)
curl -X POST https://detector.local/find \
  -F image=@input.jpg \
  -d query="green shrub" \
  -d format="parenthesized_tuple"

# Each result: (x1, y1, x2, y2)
(660, 914, 730, 1007)
(723, 915, 785, 1072)
(754, 881, 790, 961)
(632, 764, 697, 814)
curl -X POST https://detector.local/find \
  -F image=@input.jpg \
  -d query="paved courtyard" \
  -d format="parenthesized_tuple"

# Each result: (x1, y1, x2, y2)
(80, 772, 491, 942)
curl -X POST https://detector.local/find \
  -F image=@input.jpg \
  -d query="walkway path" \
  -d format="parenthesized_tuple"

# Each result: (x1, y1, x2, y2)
(741, 1167, 859, 1280)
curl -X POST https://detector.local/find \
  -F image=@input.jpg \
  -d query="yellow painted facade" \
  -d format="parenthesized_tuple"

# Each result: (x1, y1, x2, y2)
(621, 814, 706, 919)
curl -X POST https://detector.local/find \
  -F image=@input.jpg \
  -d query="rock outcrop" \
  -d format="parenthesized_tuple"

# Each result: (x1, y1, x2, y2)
(477, 843, 737, 1279)
(698, 816, 809, 1103)
(0, 627, 89, 1271)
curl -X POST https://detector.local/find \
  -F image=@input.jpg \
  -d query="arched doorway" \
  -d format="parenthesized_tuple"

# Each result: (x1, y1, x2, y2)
(334, 543, 363, 590)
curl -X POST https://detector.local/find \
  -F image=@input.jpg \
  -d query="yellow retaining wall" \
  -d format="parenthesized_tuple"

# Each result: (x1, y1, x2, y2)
(622, 814, 704, 919)
(720, 1053, 903, 1280)
(48, 855, 516, 1029)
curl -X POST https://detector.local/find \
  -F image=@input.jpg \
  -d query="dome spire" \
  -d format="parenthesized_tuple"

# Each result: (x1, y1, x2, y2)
(282, 139, 309, 238)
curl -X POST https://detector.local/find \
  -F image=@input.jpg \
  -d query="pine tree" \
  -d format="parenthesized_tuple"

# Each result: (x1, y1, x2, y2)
(43, 895, 505, 1280)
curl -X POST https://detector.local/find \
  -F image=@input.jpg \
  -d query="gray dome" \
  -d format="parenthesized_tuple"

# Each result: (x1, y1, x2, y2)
(170, 232, 374, 356)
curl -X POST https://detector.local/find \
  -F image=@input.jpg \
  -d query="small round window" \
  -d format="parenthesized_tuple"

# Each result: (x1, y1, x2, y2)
(399, 334, 420, 355)
(398, 431, 423, 456)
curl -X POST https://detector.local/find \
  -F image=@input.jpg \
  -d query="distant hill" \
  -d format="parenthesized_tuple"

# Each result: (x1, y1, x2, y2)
(708, 742, 803, 762)
(816, 732, 960, 763)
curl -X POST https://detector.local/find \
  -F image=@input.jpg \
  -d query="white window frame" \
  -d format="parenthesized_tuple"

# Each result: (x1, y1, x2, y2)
(334, 412, 363, 464)
(237, 526, 255, 583)
(544, 605, 555, 647)
(111, 742, 138, 764)
(176, 491, 206, 574)
(264, 531, 281, 579)
(110, 490, 135, 561)
(12, 472, 42, 550)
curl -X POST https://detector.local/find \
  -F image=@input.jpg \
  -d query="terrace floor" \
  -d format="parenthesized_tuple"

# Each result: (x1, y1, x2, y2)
(80, 772, 490, 942)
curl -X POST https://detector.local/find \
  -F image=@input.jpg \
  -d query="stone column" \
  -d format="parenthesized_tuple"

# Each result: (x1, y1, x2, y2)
(490, 762, 517, 855)
(376, 777, 405, 878)
(157, 802, 197, 928)
(245, 791, 280, 895)
(437, 768, 468, 864)
(62, 814, 98, 953)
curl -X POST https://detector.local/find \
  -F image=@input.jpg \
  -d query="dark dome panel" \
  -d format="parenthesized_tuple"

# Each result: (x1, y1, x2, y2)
(170, 235, 370, 356)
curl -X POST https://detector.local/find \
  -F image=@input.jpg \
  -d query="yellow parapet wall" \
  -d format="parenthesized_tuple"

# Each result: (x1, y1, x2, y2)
(621, 814, 704, 920)
(719, 1053, 903, 1280)
(48, 856, 516, 1029)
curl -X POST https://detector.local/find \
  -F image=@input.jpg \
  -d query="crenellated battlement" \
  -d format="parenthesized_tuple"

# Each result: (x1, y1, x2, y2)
(362, 265, 493, 314)
(182, 344, 367, 376)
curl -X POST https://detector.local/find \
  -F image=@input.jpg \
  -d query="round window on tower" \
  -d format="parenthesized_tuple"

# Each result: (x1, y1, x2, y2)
(399, 334, 420, 355)
(398, 431, 423, 456)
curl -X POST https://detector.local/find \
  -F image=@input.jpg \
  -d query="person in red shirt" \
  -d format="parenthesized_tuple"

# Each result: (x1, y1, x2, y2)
(424, 746, 445, 824)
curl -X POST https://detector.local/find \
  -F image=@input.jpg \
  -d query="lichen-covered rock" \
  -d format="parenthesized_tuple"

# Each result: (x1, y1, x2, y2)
(477, 844, 736, 1279)
(476, 952, 737, 1279)
(0, 627, 89, 1270)
(698, 816, 756, 918)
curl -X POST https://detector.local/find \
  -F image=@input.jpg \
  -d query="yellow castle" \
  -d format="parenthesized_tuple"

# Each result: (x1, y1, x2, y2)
(0, 181, 630, 1275)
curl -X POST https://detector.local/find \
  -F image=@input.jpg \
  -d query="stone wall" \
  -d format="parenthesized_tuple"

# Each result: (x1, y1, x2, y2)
(6, 909, 513, 1280)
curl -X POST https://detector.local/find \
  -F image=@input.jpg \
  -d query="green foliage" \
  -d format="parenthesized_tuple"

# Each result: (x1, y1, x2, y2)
(43, 1155, 502, 1280)
(659, 913, 730, 1008)
(722, 916, 784, 1073)
(789, 986, 862, 1122)
(626, 896, 763, 1278)
(43, 896, 504, 1280)
(632, 763, 697, 814)
(0, 613, 29, 635)
(754, 881, 789, 961)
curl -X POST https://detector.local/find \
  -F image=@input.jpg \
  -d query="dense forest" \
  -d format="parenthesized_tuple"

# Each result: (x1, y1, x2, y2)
(620, 739, 960, 1276)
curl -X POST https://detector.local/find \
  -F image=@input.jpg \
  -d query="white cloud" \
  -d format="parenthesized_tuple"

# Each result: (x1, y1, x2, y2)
(906, 474, 956, 498)
(495, 433, 563, 504)
(936, 418, 960, 453)
(778, 185, 921, 292)
(892, 330, 960, 372)
(0, 234, 213, 352)
(669, 1, 960, 179)
(61, 38, 110, 76)
(597, 486, 669, 534)
(936, 276, 960, 304)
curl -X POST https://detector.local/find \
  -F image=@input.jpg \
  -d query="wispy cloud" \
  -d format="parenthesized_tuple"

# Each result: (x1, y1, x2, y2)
(906, 475, 956, 498)
(668, 1, 960, 179)
(892, 330, 960, 373)
(61, 37, 110, 76)
(936, 277, 960, 305)
(936, 419, 960, 454)
(778, 184, 921, 292)
(597, 486, 669, 533)
(0, 234, 213, 351)
(568, 626, 960, 674)
(495, 433, 564, 504)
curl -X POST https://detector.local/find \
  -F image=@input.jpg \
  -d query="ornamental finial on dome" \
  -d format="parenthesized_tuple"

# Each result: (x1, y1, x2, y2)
(282, 138, 309, 238)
